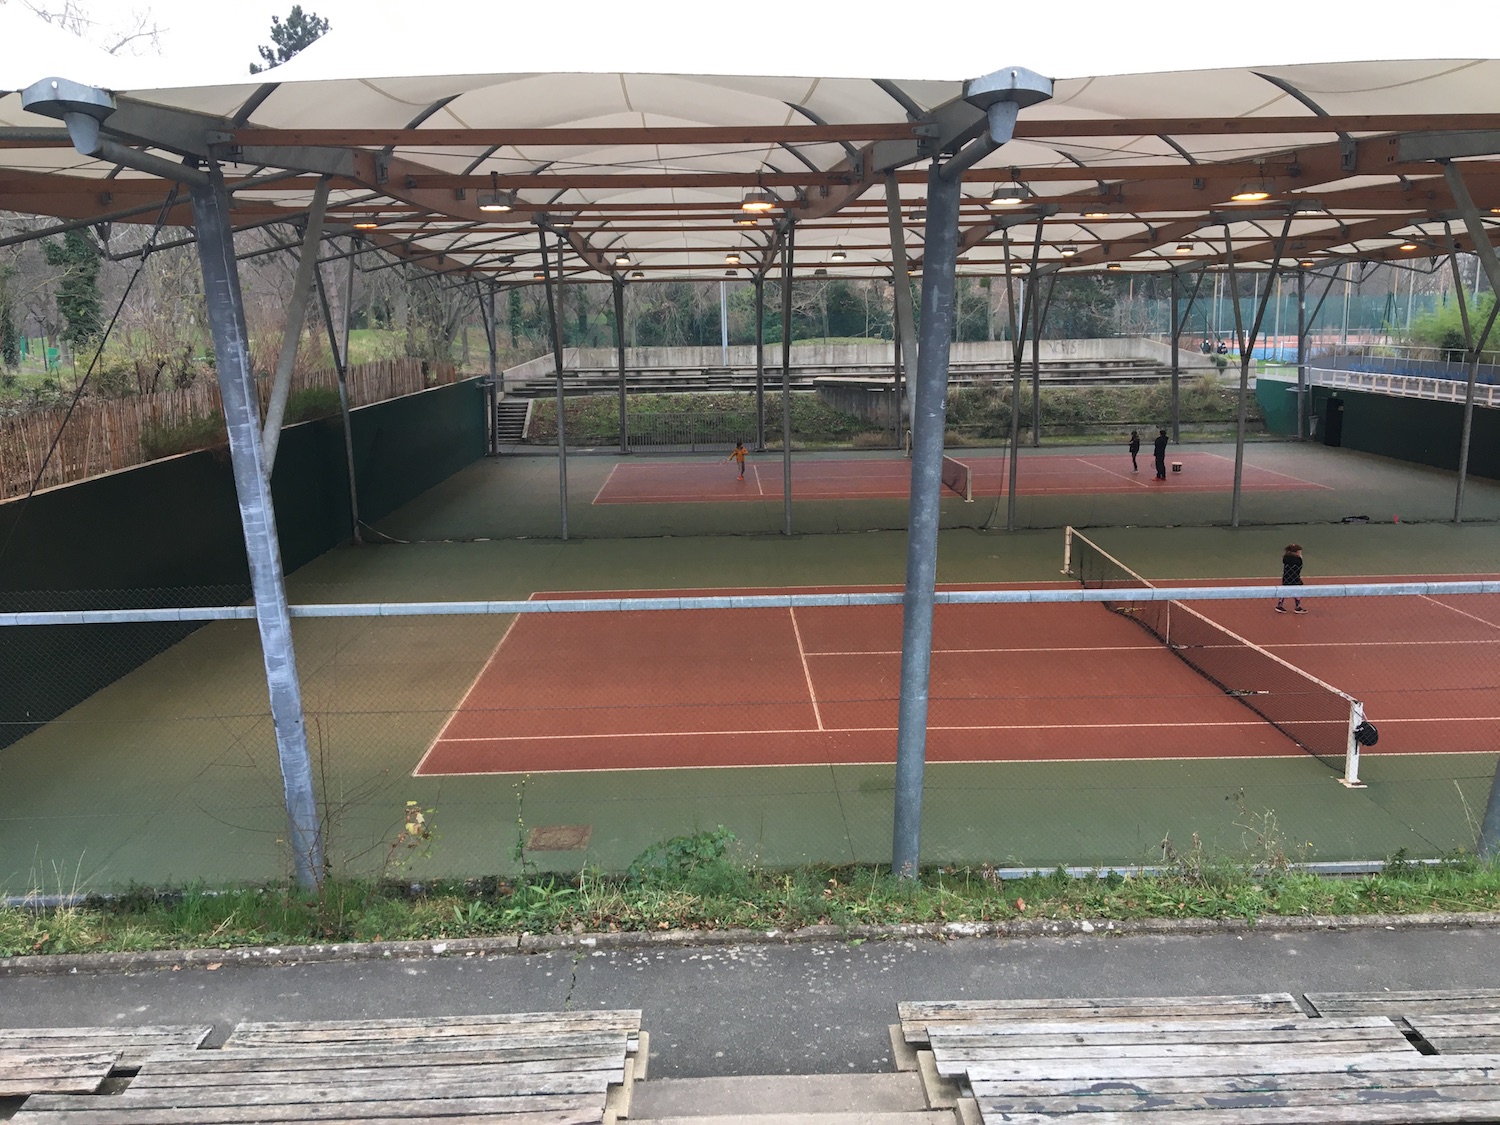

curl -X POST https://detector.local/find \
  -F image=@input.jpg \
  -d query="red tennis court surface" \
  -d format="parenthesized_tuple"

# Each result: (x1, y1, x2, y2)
(414, 578, 1498, 777)
(593, 451, 1330, 504)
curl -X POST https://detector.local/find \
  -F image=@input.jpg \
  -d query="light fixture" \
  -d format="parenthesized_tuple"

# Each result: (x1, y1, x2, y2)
(830, 249, 847, 262)
(1491, 207, 1500, 216)
(1398, 241, 1419, 251)
(477, 172, 516, 213)
(813, 267, 828, 277)
(908, 208, 926, 223)
(1106, 262, 1123, 271)
(533, 269, 546, 280)
(1175, 242, 1193, 254)
(907, 265, 920, 275)
(631, 270, 646, 278)
(352, 218, 379, 230)
(1060, 245, 1078, 258)
(613, 253, 631, 267)
(741, 187, 776, 212)
(1298, 259, 1316, 268)
(988, 181, 1028, 206)
(724, 252, 741, 265)
(725, 269, 737, 277)
(1009, 264, 1026, 274)
(1229, 180, 1274, 203)
(1082, 210, 1110, 220)
(548, 214, 574, 229)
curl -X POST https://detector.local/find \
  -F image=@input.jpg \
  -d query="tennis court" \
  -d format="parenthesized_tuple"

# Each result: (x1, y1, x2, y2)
(591, 450, 1329, 505)
(415, 556, 1499, 780)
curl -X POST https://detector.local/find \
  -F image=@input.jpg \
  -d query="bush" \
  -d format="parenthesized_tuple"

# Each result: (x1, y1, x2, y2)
(139, 413, 227, 460)
(285, 386, 342, 424)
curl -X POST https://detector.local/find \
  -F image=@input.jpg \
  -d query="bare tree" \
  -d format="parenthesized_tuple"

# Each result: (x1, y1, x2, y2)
(16, 1, 163, 54)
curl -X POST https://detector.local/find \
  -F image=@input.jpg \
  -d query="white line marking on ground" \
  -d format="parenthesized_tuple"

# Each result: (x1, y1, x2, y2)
(411, 613, 524, 777)
(592, 462, 622, 505)
(1418, 594, 1500, 632)
(1196, 449, 1335, 489)
(789, 606, 825, 730)
(1075, 456, 1151, 488)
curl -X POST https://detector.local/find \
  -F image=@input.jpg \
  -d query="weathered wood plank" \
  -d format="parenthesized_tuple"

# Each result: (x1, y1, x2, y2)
(125, 1060, 625, 1093)
(223, 1010, 641, 1049)
(130, 1049, 626, 1080)
(0, 1050, 119, 1097)
(0, 1028, 210, 1068)
(1306, 990, 1500, 1018)
(900, 995, 1302, 1043)
(14, 1092, 605, 1122)
(972, 1104, 1500, 1124)
(978, 1081, 1500, 1114)
(926, 1014, 1402, 1041)
(969, 1057, 1500, 1096)
(962, 1052, 1500, 1083)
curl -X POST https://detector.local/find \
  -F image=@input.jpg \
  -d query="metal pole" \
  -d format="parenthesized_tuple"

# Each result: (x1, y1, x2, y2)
(263, 179, 330, 472)
(1169, 271, 1181, 443)
(754, 274, 766, 451)
(1297, 268, 1308, 440)
(1029, 275, 1043, 448)
(1001, 236, 1024, 532)
(893, 161, 961, 878)
(781, 221, 795, 536)
(538, 226, 569, 540)
(886, 173, 919, 448)
(1341, 263, 1352, 346)
(613, 276, 629, 454)
(892, 308, 904, 448)
(189, 167, 323, 889)
(719, 278, 730, 366)
(313, 265, 361, 546)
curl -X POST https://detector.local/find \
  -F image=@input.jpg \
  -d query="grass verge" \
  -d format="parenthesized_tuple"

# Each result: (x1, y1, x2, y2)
(2, 832, 1496, 958)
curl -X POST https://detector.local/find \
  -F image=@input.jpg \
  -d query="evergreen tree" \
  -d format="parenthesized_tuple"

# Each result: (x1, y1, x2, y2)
(0, 296, 18, 368)
(42, 230, 103, 348)
(249, 6, 331, 74)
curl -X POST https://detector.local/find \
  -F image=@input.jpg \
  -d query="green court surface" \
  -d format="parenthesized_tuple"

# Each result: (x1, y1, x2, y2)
(2, 440, 1499, 892)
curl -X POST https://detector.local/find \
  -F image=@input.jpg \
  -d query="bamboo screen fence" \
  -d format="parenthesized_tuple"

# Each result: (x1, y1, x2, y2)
(0, 359, 458, 499)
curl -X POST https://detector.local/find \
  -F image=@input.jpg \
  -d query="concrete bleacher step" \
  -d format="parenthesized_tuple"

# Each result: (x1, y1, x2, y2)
(630, 1073, 954, 1122)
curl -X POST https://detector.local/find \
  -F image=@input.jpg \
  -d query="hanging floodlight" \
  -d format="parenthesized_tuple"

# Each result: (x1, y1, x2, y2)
(724, 252, 741, 265)
(1106, 262, 1123, 271)
(988, 182, 1029, 206)
(613, 253, 631, 267)
(735, 214, 759, 227)
(1059, 245, 1078, 258)
(830, 249, 847, 262)
(532, 269, 546, 280)
(1009, 264, 1026, 274)
(908, 208, 926, 223)
(1398, 241, 1419, 251)
(1082, 210, 1110, 219)
(1175, 242, 1193, 254)
(741, 188, 776, 212)
(477, 173, 515, 212)
(1229, 180, 1274, 203)
(813, 267, 829, 277)
(631, 270, 646, 278)
(1298, 259, 1316, 268)
(352, 218, 379, 230)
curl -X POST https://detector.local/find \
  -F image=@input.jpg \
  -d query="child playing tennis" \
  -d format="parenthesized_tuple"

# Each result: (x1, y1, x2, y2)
(1275, 543, 1307, 614)
(725, 440, 747, 480)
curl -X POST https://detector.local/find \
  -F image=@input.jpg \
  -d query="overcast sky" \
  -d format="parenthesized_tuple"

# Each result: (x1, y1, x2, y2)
(24, 0, 1498, 86)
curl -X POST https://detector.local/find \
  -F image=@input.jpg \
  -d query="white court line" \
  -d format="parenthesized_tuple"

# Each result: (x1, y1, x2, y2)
(754, 462, 765, 495)
(591, 462, 622, 505)
(434, 718, 1276, 744)
(1196, 450, 1335, 490)
(1074, 456, 1152, 488)
(410, 612, 525, 777)
(805, 644, 1161, 657)
(1419, 594, 1500, 632)
(788, 606, 825, 730)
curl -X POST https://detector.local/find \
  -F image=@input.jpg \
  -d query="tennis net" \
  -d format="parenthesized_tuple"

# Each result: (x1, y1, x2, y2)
(941, 455, 974, 502)
(1063, 526, 1368, 786)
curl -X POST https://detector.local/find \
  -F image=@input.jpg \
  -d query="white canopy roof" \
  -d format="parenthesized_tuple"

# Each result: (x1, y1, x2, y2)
(2, 2, 1497, 283)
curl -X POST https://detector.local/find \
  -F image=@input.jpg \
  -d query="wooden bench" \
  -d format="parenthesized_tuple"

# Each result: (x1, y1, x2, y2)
(967, 1053, 1500, 1123)
(0, 1050, 120, 1097)
(0, 1027, 210, 1071)
(13, 1011, 644, 1124)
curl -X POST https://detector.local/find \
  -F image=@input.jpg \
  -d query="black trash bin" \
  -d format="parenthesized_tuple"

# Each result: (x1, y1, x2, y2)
(1322, 396, 1344, 447)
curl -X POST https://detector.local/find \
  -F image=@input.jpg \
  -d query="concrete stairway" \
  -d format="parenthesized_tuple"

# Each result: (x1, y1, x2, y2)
(628, 1073, 958, 1124)
(494, 397, 531, 442)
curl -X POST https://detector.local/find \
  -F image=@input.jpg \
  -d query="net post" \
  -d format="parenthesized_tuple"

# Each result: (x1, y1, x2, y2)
(1339, 701, 1368, 789)
(1061, 525, 1074, 576)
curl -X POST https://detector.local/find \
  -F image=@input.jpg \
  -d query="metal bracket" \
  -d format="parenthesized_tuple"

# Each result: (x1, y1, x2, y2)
(1340, 137, 1357, 173)
(454, 188, 466, 201)
(1192, 178, 1205, 191)
(373, 153, 390, 185)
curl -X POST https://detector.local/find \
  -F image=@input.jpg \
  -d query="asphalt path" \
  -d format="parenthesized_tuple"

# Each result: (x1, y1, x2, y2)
(3, 925, 1500, 1078)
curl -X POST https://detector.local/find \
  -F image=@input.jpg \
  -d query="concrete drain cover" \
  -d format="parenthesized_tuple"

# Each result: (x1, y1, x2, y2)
(527, 824, 592, 851)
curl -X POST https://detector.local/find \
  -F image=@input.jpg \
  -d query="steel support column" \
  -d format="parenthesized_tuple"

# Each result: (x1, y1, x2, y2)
(1170, 272, 1181, 442)
(613, 276, 629, 454)
(1296, 268, 1308, 440)
(313, 263, 361, 545)
(190, 167, 323, 888)
(780, 222, 795, 536)
(262, 179, 330, 472)
(892, 162, 961, 878)
(485, 281, 499, 456)
(539, 226, 569, 539)
(754, 275, 767, 451)
(886, 173, 919, 448)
